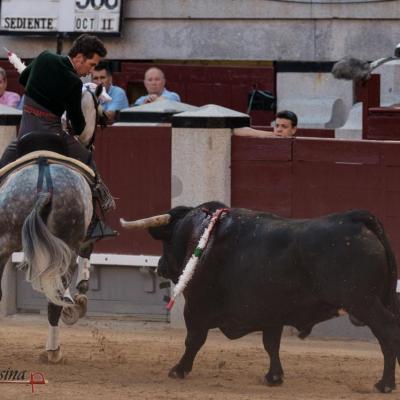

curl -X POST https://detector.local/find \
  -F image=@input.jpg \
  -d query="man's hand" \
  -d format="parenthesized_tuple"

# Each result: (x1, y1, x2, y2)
(144, 94, 159, 103)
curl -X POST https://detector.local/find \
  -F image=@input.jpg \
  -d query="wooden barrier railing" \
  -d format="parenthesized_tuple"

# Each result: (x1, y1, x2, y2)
(93, 126, 400, 265)
(356, 74, 400, 140)
(93, 125, 171, 255)
(232, 135, 400, 264)
(366, 107, 400, 140)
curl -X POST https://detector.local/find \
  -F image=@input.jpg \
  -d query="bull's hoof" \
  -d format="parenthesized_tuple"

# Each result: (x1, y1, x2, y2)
(264, 372, 283, 386)
(74, 294, 88, 318)
(39, 347, 64, 364)
(374, 380, 395, 393)
(61, 304, 80, 326)
(168, 365, 189, 379)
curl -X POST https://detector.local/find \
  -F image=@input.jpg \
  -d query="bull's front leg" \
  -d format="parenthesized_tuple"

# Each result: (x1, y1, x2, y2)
(262, 325, 284, 385)
(169, 327, 209, 379)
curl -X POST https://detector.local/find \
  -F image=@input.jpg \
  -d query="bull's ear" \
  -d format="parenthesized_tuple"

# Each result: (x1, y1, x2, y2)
(148, 206, 192, 241)
(168, 206, 192, 220)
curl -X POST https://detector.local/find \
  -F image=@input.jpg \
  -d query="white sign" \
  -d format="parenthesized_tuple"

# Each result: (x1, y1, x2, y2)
(0, 0, 122, 35)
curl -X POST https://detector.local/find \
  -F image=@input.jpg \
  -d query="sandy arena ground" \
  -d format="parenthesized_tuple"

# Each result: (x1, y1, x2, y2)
(0, 314, 397, 400)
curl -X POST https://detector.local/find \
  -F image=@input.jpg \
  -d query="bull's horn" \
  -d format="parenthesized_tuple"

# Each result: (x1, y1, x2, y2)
(120, 214, 171, 229)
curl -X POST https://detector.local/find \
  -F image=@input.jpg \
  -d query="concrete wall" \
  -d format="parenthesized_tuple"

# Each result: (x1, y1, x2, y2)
(1, 0, 400, 61)
(277, 72, 353, 129)
(375, 60, 400, 107)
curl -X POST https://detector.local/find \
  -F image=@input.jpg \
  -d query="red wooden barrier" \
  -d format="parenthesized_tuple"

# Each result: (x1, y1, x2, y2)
(232, 136, 400, 265)
(231, 136, 293, 217)
(292, 138, 383, 218)
(115, 62, 276, 125)
(380, 143, 400, 256)
(355, 74, 380, 140)
(91, 128, 400, 266)
(366, 108, 400, 140)
(93, 125, 171, 255)
(355, 74, 400, 140)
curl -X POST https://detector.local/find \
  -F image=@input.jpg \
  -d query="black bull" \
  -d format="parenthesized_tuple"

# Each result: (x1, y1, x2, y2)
(130, 201, 400, 393)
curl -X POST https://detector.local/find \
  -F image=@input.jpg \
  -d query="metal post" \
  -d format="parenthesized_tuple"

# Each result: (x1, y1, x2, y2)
(56, 33, 65, 55)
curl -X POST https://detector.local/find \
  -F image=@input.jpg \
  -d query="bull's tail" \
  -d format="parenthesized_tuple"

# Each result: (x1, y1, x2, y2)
(353, 211, 400, 321)
(21, 192, 73, 306)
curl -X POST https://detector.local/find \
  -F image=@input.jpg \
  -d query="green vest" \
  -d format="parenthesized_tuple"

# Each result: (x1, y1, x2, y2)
(20, 51, 85, 135)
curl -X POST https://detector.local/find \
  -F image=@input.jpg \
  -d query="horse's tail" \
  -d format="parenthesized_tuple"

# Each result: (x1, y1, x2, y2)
(21, 192, 73, 306)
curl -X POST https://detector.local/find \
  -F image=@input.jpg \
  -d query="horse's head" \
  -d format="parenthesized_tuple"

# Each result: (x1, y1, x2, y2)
(84, 82, 112, 111)
(78, 83, 112, 147)
(82, 82, 111, 124)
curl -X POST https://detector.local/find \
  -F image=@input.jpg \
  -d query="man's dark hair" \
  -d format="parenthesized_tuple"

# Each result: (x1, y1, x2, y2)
(276, 110, 298, 127)
(94, 61, 112, 75)
(69, 34, 107, 58)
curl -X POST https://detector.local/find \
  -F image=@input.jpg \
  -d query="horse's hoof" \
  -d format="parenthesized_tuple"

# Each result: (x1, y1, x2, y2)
(74, 294, 88, 318)
(61, 305, 80, 326)
(39, 347, 64, 364)
(76, 280, 89, 294)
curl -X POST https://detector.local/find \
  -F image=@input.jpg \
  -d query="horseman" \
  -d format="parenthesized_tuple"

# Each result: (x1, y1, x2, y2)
(0, 34, 116, 240)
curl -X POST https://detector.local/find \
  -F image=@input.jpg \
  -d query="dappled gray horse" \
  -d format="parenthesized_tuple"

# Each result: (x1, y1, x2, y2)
(0, 82, 110, 363)
(0, 161, 92, 362)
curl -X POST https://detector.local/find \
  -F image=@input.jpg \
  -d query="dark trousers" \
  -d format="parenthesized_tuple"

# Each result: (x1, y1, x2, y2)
(0, 134, 93, 168)
(0, 96, 93, 168)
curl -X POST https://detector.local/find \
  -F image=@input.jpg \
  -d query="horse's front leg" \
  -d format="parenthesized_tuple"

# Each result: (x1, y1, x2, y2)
(0, 256, 8, 302)
(0, 250, 16, 314)
(40, 302, 64, 364)
(76, 256, 91, 295)
(60, 257, 88, 325)
(76, 243, 94, 294)
(72, 244, 94, 317)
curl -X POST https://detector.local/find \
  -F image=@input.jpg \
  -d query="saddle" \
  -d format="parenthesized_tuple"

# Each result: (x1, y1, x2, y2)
(0, 131, 117, 241)
(0, 150, 95, 183)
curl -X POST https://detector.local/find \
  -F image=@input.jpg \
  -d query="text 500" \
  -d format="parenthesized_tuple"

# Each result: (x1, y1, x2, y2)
(76, 0, 119, 10)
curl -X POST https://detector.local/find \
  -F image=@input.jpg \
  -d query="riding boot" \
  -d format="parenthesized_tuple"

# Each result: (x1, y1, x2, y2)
(83, 160, 118, 241)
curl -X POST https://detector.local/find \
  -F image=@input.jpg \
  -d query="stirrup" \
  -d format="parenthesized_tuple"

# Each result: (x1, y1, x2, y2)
(89, 219, 118, 240)
(94, 175, 116, 212)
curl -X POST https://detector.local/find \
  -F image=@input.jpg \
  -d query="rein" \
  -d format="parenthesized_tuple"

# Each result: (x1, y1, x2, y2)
(166, 207, 229, 310)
